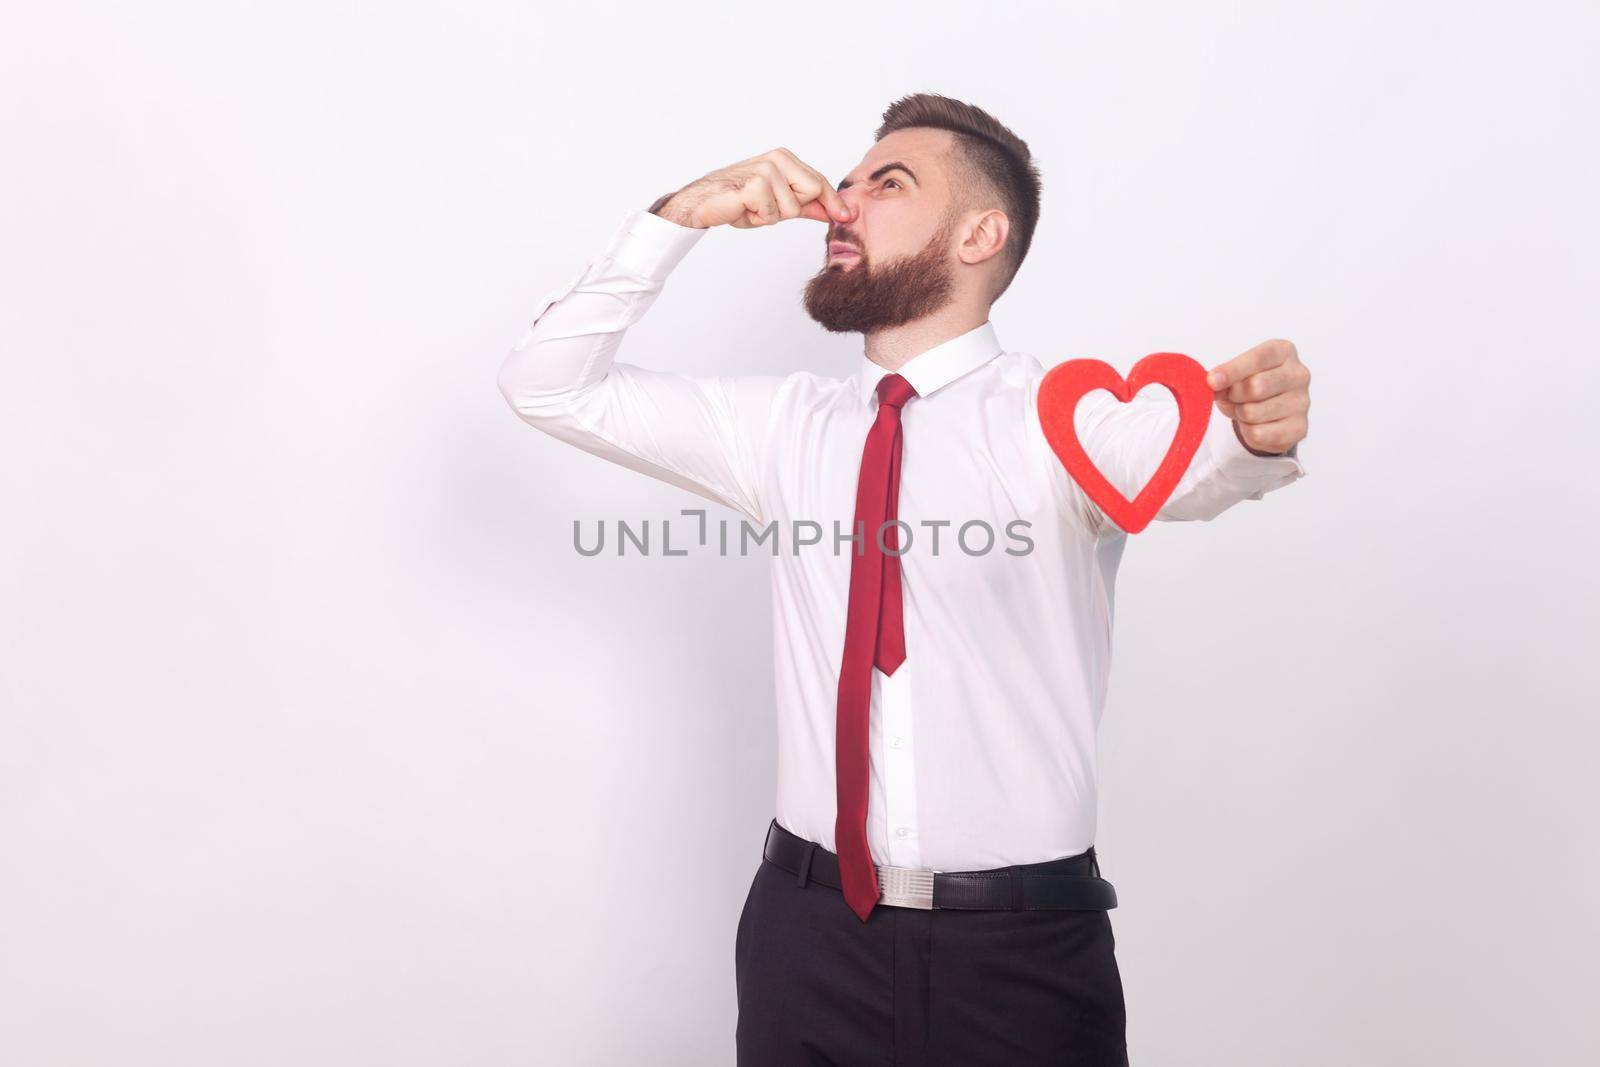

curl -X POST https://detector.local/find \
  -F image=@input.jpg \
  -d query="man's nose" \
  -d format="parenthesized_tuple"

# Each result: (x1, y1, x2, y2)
(837, 185, 865, 220)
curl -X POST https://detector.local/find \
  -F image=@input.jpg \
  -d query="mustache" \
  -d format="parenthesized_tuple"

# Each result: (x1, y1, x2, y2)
(828, 226, 864, 249)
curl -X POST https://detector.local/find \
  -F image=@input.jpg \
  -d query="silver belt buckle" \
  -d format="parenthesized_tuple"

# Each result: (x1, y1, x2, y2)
(875, 863, 936, 909)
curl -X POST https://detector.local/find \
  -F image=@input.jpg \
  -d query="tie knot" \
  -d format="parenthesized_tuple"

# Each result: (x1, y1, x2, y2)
(876, 373, 917, 411)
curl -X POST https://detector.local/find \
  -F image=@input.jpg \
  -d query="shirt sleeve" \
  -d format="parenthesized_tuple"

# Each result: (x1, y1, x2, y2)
(1072, 387, 1308, 533)
(496, 209, 787, 524)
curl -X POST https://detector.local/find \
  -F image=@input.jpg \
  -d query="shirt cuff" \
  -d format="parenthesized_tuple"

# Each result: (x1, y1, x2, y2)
(601, 207, 708, 282)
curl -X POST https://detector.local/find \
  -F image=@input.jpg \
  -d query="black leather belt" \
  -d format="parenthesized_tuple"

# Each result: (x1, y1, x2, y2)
(761, 818, 1118, 911)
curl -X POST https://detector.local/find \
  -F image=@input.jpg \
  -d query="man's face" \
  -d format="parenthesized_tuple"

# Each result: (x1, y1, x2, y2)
(802, 128, 963, 334)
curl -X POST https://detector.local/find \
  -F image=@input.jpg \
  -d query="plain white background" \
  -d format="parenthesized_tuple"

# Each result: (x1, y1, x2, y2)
(3, 1, 1597, 1063)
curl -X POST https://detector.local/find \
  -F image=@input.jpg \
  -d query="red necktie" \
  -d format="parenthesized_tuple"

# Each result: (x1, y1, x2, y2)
(835, 372, 917, 923)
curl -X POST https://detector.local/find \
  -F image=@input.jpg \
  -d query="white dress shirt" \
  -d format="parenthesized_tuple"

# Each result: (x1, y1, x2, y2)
(498, 208, 1306, 872)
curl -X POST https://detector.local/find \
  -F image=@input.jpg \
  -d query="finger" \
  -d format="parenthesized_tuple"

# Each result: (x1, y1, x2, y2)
(796, 177, 857, 223)
(1236, 415, 1305, 455)
(765, 150, 821, 202)
(805, 170, 850, 223)
(739, 176, 781, 226)
(1232, 390, 1309, 425)
(817, 182, 850, 222)
(753, 160, 803, 221)
(770, 148, 850, 223)
(1206, 339, 1293, 391)
(1225, 362, 1304, 404)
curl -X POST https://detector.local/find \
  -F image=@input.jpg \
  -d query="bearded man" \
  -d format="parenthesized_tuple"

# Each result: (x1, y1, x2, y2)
(497, 92, 1311, 1065)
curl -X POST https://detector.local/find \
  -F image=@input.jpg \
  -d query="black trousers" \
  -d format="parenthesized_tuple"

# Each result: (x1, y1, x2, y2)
(734, 824, 1129, 1066)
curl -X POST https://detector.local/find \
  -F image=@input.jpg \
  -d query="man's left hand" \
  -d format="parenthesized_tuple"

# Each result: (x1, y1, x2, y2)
(1205, 339, 1312, 457)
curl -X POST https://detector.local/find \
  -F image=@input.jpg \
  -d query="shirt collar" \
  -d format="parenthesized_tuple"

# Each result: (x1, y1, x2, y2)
(855, 320, 1004, 406)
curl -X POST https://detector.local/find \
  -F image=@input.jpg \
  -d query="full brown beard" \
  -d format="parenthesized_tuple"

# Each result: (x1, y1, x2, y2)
(802, 215, 958, 334)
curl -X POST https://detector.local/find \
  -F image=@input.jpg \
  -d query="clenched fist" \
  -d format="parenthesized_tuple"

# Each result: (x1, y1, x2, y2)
(1205, 339, 1312, 457)
(650, 148, 854, 230)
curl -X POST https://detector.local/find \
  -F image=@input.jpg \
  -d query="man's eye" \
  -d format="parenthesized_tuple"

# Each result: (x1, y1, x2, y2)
(882, 179, 902, 191)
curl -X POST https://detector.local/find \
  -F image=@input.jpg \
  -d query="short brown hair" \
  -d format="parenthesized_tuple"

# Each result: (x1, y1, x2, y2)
(875, 93, 1042, 302)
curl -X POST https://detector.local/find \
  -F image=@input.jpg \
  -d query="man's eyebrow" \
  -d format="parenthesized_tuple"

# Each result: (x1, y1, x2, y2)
(837, 162, 918, 191)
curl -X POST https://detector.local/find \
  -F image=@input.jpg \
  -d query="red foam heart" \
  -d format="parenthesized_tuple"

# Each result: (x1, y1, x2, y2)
(1037, 352, 1214, 534)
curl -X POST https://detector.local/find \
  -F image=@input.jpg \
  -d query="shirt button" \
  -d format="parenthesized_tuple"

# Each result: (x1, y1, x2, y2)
(895, 826, 911, 838)
(890, 735, 905, 749)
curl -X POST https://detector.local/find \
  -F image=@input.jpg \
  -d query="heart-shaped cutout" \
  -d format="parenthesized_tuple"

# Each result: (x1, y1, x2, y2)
(1037, 352, 1213, 534)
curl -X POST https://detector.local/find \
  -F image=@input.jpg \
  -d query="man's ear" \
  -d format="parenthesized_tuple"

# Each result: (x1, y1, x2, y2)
(958, 209, 1010, 267)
